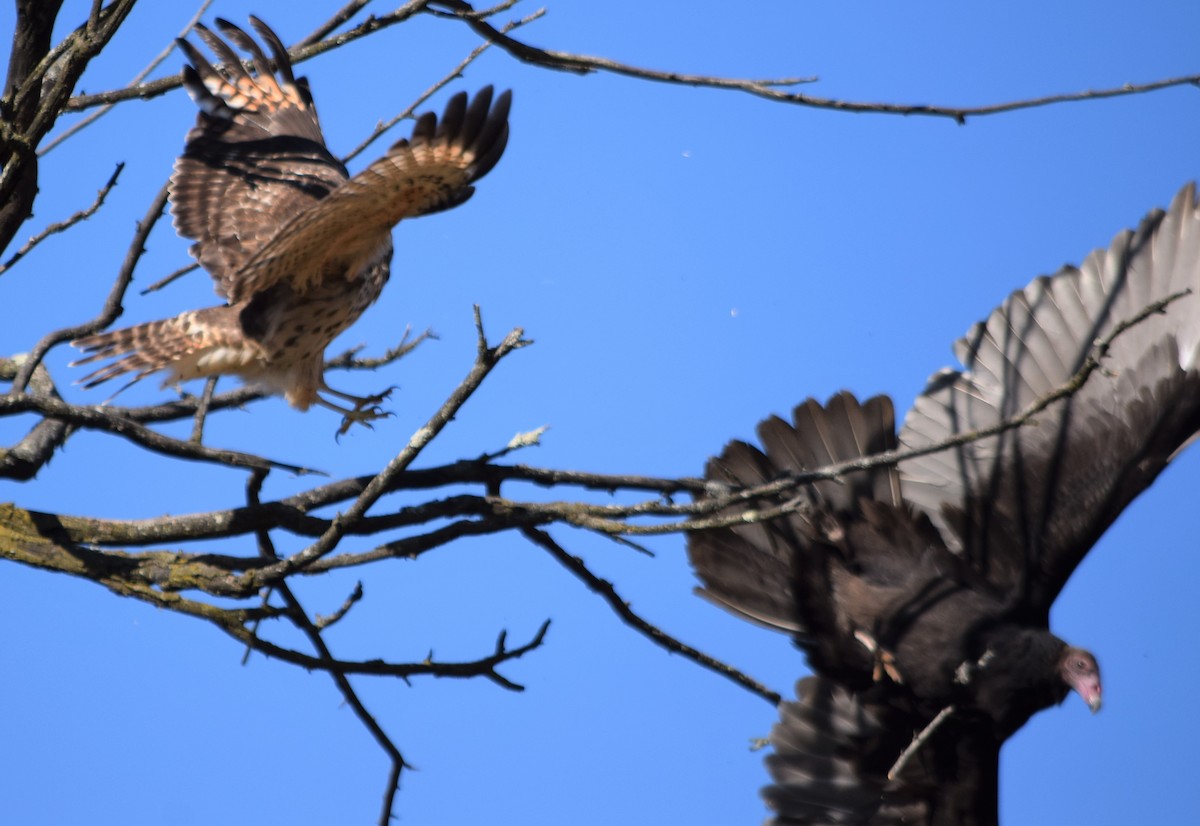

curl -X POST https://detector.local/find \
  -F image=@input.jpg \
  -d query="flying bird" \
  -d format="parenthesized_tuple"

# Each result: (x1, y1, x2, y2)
(72, 17, 511, 430)
(688, 183, 1200, 824)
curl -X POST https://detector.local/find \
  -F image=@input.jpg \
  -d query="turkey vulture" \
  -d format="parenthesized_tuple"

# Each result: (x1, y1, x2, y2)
(687, 183, 1200, 824)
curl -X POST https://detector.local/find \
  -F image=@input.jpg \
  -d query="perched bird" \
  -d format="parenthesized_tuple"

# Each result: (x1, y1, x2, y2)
(688, 183, 1200, 824)
(72, 17, 511, 430)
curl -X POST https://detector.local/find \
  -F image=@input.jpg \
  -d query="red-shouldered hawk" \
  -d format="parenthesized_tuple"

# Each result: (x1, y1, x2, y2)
(72, 17, 511, 430)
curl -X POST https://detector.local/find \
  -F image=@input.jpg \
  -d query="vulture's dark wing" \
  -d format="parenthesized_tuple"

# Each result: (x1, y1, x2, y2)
(899, 183, 1200, 616)
(170, 17, 349, 299)
(690, 393, 900, 638)
(766, 676, 1001, 826)
(690, 394, 1010, 824)
(687, 187, 1200, 824)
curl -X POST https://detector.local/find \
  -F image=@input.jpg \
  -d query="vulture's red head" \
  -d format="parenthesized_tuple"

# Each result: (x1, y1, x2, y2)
(1059, 647, 1102, 712)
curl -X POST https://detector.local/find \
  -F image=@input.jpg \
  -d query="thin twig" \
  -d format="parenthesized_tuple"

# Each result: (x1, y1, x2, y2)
(0, 393, 323, 475)
(139, 261, 198, 295)
(426, 0, 1200, 124)
(0, 162, 124, 275)
(300, 0, 377, 47)
(247, 470, 410, 826)
(314, 582, 364, 630)
(341, 7, 538, 163)
(888, 704, 956, 780)
(322, 326, 436, 371)
(64, 4, 432, 112)
(40, 0, 215, 155)
(189, 376, 218, 443)
(521, 526, 781, 706)
(247, 306, 529, 585)
(61, 0, 1200, 127)
(10, 181, 170, 394)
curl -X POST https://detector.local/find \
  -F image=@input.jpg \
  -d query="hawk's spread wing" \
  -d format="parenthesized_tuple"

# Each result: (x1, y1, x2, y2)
(226, 87, 512, 303)
(169, 17, 348, 299)
(72, 15, 512, 424)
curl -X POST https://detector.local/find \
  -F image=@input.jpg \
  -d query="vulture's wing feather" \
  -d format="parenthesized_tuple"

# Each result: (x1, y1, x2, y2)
(690, 393, 1071, 823)
(689, 393, 903, 640)
(765, 677, 900, 824)
(899, 183, 1200, 614)
(691, 394, 1011, 823)
(690, 437, 807, 635)
(765, 677, 1002, 826)
(687, 187, 1200, 824)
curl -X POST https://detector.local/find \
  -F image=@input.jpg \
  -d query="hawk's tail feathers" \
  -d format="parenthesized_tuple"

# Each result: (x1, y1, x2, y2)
(71, 307, 246, 389)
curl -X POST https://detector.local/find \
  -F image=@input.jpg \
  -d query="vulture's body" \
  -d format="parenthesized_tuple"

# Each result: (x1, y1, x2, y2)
(688, 184, 1200, 823)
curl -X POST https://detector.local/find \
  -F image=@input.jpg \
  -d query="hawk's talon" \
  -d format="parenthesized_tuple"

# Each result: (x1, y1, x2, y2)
(334, 406, 394, 437)
(319, 381, 397, 406)
(317, 386, 396, 436)
(358, 386, 397, 407)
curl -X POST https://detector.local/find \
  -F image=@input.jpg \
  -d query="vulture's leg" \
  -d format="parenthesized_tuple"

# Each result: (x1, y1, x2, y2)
(854, 629, 904, 684)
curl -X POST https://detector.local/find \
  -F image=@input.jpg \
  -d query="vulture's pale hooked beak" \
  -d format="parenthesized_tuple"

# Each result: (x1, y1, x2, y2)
(1062, 650, 1102, 713)
(1074, 677, 1102, 713)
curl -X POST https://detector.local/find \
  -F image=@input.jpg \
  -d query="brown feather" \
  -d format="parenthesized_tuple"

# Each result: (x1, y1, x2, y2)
(73, 19, 512, 416)
(226, 87, 512, 303)
(72, 306, 250, 388)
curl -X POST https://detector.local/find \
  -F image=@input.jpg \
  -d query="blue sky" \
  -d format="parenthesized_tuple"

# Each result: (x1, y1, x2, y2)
(2, 2, 1198, 824)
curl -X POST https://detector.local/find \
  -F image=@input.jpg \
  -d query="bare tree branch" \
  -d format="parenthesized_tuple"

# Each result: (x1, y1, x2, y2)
(342, 4, 540, 163)
(189, 376, 218, 442)
(0, 356, 74, 480)
(246, 307, 530, 586)
(0, 162, 123, 275)
(10, 180, 170, 394)
(247, 469, 411, 826)
(522, 526, 782, 705)
(888, 704, 956, 781)
(424, 0, 1200, 124)
(323, 326, 436, 371)
(0, 0, 66, 253)
(6, 287, 1171, 566)
(63, 3, 434, 112)
(4, 4, 1192, 819)
(0, 0, 136, 252)
(301, 0, 387, 47)
(39, 1, 215, 155)
(0, 392, 324, 475)
(58, 0, 1200, 132)
(313, 581, 364, 629)
(138, 261, 199, 295)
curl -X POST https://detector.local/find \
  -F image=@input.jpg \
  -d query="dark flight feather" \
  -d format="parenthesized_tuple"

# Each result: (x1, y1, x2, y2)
(688, 183, 1200, 824)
